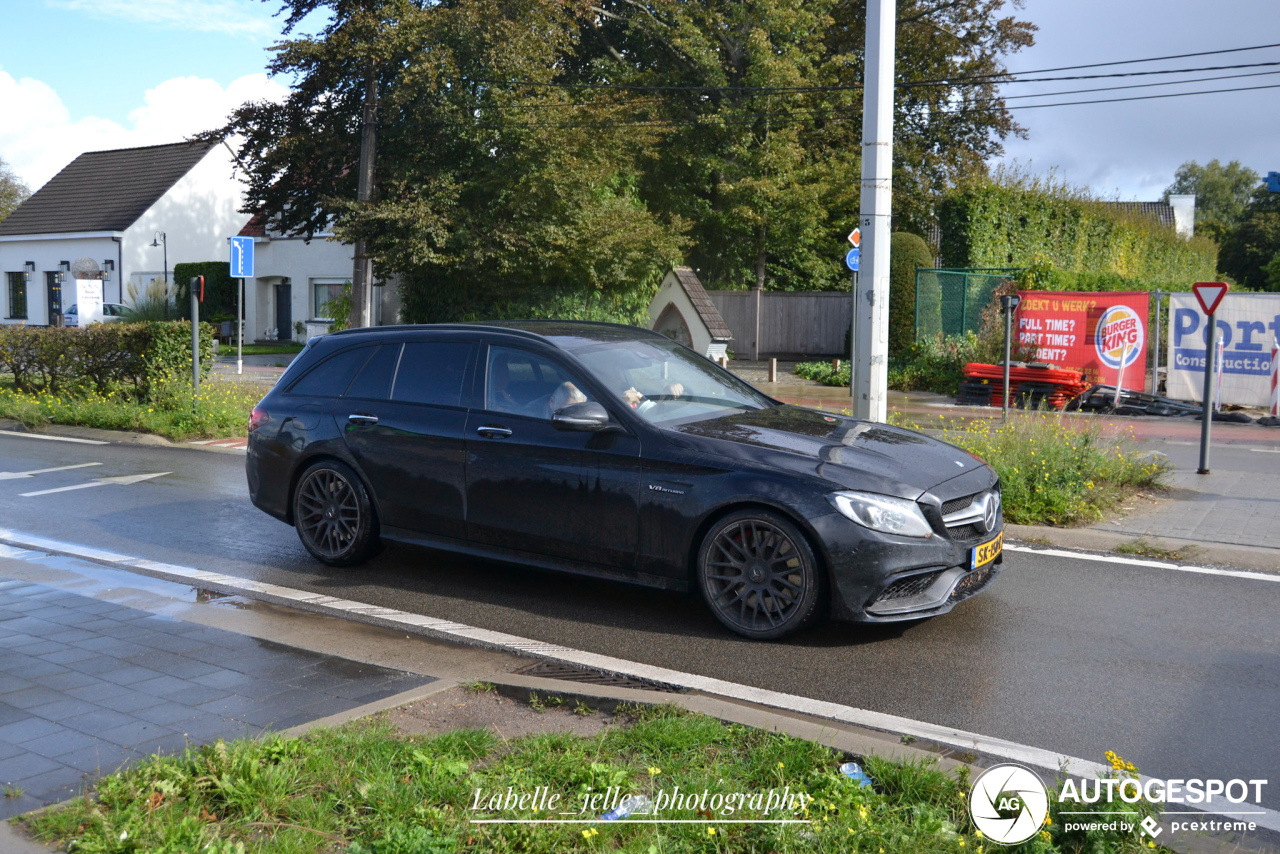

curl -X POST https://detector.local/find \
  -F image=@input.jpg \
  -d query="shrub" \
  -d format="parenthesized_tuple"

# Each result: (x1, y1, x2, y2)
(172, 260, 238, 319)
(889, 232, 935, 357)
(0, 322, 214, 396)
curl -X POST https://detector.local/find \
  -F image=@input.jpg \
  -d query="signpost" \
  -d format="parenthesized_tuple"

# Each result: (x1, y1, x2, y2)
(1000, 294, 1021, 420)
(1192, 281, 1230, 474)
(847, 228, 861, 398)
(190, 276, 204, 402)
(230, 236, 254, 376)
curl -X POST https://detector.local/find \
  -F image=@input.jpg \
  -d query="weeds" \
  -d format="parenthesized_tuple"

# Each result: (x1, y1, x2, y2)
(1115, 539, 1195, 561)
(19, 715, 1164, 854)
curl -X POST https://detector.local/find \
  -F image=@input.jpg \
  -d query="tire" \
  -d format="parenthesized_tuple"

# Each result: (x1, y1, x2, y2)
(696, 509, 825, 640)
(292, 459, 380, 567)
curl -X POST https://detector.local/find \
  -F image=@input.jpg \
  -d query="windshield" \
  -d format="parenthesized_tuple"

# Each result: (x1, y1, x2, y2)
(571, 338, 774, 424)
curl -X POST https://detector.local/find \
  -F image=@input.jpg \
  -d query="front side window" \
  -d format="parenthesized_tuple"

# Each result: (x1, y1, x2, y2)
(6, 272, 27, 320)
(485, 346, 593, 420)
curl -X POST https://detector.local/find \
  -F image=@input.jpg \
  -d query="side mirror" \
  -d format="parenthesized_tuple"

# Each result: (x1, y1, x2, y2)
(552, 401, 611, 432)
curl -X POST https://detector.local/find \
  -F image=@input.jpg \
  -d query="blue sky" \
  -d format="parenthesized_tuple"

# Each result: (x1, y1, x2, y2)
(3, 0, 1278, 204)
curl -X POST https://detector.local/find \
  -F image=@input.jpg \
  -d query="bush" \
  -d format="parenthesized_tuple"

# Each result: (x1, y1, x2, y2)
(173, 261, 238, 320)
(928, 412, 1168, 526)
(889, 232, 935, 356)
(0, 322, 215, 396)
(940, 169, 1217, 291)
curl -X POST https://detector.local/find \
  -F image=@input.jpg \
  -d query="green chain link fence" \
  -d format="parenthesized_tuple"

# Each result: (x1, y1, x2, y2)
(914, 268, 1021, 340)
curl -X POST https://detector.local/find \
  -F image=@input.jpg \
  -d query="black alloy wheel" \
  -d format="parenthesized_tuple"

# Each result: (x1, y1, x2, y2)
(293, 460, 379, 566)
(696, 510, 824, 640)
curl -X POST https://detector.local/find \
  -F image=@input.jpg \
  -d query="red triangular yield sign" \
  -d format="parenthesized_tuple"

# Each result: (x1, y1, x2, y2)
(1192, 281, 1230, 315)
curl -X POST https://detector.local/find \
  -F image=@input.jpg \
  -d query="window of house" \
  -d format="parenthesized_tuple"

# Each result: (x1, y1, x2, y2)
(6, 272, 27, 320)
(313, 279, 348, 321)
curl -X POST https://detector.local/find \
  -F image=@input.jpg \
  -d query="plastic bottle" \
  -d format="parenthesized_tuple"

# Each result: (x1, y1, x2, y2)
(600, 794, 653, 821)
(839, 762, 873, 787)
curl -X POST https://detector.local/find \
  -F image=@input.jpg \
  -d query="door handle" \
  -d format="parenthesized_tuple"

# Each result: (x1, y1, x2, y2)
(476, 425, 512, 439)
(348, 414, 379, 425)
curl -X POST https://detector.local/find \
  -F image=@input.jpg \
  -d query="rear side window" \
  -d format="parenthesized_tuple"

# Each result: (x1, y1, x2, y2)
(345, 343, 401, 400)
(288, 345, 374, 397)
(391, 342, 473, 407)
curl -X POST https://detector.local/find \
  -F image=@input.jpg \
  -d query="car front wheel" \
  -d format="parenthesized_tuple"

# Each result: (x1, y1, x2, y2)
(292, 460, 379, 566)
(696, 510, 824, 640)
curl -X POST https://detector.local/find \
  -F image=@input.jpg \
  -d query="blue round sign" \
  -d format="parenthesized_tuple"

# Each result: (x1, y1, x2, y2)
(845, 248, 860, 271)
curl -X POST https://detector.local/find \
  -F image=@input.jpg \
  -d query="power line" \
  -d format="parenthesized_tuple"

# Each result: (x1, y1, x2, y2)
(993, 67, 1280, 101)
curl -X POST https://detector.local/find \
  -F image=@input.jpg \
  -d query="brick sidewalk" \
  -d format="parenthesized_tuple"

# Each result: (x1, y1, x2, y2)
(0, 578, 431, 819)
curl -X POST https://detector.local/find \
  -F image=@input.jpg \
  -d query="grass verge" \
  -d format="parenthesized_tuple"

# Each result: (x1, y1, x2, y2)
(1114, 539, 1197, 561)
(892, 410, 1169, 526)
(16, 708, 1162, 854)
(232, 343, 306, 356)
(0, 379, 271, 442)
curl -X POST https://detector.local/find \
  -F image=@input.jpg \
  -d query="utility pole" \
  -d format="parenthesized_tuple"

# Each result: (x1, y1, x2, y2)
(349, 63, 379, 329)
(853, 0, 895, 422)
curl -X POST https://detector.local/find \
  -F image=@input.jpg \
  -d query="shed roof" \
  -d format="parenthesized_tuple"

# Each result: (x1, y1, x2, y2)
(1105, 201, 1175, 229)
(672, 266, 733, 340)
(0, 140, 217, 237)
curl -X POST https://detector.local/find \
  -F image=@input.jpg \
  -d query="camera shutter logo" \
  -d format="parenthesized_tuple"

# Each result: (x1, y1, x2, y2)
(969, 764, 1049, 845)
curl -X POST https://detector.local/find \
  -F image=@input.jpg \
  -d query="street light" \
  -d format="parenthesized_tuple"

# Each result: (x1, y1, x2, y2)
(150, 231, 168, 318)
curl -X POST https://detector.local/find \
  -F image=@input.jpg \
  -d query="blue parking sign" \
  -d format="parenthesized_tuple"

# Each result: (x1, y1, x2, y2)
(230, 236, 255, 278)
(845, 248, 860, 272)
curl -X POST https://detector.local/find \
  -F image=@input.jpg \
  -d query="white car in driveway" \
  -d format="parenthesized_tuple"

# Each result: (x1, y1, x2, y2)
(65, 303, 127, 326)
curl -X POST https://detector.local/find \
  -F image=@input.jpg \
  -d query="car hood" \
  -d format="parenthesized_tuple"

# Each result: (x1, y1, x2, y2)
(667, 405, 991, 500)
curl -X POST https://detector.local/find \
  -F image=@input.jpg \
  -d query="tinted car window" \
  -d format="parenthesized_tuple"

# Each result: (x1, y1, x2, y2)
(391, 342, 473, 407)
(345, 343, 401, 400)
(485, 346, 593, 420)
(289, 345, 374, 397)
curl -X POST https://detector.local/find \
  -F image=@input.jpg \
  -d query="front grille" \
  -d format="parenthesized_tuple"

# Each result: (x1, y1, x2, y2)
(946, 522, 988, 543)
(876, 571, 942, 603)
(941, 495, 973, 516)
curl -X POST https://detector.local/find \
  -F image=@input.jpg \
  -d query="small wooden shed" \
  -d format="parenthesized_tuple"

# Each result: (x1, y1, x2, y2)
(647, 267, 732, 360)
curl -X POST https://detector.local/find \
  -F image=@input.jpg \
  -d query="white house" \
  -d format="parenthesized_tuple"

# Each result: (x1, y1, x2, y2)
(0, 141, 247, 325)
(235, 214, 400, 342)
(0, 140, 398, 340)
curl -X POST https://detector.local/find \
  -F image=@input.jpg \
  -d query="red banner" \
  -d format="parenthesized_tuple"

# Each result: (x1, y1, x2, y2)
(1014, 290, 1150, 389)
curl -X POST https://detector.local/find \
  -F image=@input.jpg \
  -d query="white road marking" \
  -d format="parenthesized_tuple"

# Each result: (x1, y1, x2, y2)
(19, 472, 171, 498)
(0, 526, 1276, 833)
(1006, 544, 1280, 583)
(1249, 447, 1280, 453)
(0, 462, 102, 481)
(0, 431, 107, 445)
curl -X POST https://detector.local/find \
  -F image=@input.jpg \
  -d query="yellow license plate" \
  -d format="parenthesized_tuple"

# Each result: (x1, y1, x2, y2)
(971, 531, 1003, 570)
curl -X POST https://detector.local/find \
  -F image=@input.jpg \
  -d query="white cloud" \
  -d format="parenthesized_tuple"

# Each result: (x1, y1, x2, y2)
(0, 69, 288, 190)
(48, 0, 276, 38)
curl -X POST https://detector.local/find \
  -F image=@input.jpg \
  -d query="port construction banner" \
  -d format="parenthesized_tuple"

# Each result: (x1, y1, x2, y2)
(1167, 292, 1280, 408)
(1014, 291, 1150, 389)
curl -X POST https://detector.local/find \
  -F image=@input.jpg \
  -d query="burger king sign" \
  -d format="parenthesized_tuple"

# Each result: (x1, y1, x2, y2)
(1015, 291, 1150, 389)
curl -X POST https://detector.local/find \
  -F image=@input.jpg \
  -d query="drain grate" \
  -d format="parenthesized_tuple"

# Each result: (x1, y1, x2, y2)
(514, 660, 685, 693)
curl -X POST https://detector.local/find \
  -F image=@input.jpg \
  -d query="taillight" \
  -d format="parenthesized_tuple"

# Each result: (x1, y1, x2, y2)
(249, 407, 270, 433)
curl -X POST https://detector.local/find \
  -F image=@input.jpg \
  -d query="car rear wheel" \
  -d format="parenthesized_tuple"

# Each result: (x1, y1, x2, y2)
(292, 460, 379, 566)
(696, 510, 824, 640)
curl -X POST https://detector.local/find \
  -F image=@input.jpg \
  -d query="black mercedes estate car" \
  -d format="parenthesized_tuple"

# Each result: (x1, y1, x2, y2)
(246, 321, 1003, 639)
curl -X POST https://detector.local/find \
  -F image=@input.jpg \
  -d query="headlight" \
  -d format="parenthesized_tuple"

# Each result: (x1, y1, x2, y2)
(827, 491, 934, 538)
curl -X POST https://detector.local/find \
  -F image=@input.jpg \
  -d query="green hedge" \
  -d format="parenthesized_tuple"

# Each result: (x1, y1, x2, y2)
(889, 232, 935, 356)
(172, 261, 237, 320)
(0, 322, 214, 395)
(939, 179, 1217, 291)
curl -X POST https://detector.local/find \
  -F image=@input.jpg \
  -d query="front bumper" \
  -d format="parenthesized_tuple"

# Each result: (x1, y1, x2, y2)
(810, 512, 1004, 623)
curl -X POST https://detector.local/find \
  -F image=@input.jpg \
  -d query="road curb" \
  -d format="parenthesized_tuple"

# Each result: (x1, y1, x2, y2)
(1008, 524, 1280, 575)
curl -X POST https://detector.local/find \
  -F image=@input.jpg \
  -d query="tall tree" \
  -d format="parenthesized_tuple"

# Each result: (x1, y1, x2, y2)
(0, 156, 30, 222)
(1164, 159, 1259, 244)
(1218, 186, 1280, 291)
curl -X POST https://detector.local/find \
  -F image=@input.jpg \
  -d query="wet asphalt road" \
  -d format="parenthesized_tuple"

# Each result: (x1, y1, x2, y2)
(1, 433, 1278, 807)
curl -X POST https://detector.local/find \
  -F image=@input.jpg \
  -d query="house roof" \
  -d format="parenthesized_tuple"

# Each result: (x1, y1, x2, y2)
(672, 266, 733, 340)
(238, 213, 267, 237)
(0, 140, 217, 237)
(1104, 201, 1175, 229)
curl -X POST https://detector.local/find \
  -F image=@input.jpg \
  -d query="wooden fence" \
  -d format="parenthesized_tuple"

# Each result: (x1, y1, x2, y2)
(706, 290, 850, 358)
